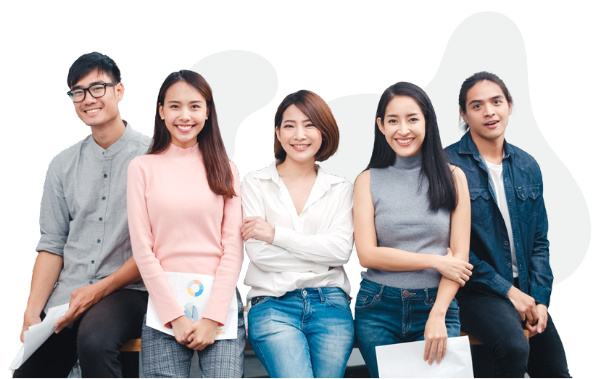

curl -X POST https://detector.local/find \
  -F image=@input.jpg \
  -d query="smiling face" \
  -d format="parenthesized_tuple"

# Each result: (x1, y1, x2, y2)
(71, 69, 123, 128)
(461, 80, 512, 142)
(276, 104, 323, 164)
(377, 95, 426, 157)
(159, 80, 209, 149)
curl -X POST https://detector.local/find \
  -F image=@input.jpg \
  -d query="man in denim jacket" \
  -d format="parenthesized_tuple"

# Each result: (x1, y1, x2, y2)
(445, 72, 569, 377)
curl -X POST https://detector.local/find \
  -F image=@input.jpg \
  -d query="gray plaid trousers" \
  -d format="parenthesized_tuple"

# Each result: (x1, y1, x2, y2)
(141, 289, 246, 378)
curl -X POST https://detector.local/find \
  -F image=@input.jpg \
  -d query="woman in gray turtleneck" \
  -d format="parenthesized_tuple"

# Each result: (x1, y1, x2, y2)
(353, 82, 472, 377)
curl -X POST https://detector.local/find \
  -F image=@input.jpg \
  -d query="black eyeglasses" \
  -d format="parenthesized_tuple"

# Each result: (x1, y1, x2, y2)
(67, 83, 116, 103)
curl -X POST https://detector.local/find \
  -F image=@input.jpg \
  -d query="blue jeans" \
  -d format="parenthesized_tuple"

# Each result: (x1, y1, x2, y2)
(248, 287, 355, 378)
(354, 279, 461, 378)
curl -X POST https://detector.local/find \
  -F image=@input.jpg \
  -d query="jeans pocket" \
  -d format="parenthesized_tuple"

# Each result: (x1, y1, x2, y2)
(354, 289, 379, 312)
(324, 295, 352, 314)
(250, 296, 271, 309)
(446, 298, 460, 316)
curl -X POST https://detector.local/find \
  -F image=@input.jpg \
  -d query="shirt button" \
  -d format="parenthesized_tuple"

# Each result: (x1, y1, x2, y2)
(99, 217, 103, 221)
(104, 174, 107, 178)
(102, 197, 106, 200)
(97, 239, 101, 243)
(507, 263, 512, 268)
(91, 260, 95, 264)
(504, 241, 509, 245)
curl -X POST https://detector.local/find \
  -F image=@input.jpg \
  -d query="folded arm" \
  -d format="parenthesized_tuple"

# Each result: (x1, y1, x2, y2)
(241, 173, 329, 274)
(353, 170, 472, 282)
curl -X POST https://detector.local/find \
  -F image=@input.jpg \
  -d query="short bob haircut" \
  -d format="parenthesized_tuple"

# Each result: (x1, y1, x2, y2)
(67, 52, 121, 89)
(367, 82, 457, 213)
(274, 90, 339, 162)
(459, 71, 513, 131)
(148, 70, 236, 198)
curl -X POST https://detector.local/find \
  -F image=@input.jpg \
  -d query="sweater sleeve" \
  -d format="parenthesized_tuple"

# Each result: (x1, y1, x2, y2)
(127, 158, 184, 327)
(202, 162, 244, 325)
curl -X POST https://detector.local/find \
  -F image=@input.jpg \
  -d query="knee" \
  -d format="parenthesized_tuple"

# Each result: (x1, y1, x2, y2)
(77, 331, 118, 360)
(492, 334, 529, 363)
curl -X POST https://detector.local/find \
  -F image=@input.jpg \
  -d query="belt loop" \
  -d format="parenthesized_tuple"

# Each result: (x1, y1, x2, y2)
(377, 284, 385, 301)
(424, 288, 429, 305)
(317, 287, 325, 303)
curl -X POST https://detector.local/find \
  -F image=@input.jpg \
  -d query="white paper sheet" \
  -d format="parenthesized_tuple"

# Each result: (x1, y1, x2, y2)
(146, 272, 238, 340)
(10, 303, 70, 370)
(376, 336, 474, 378)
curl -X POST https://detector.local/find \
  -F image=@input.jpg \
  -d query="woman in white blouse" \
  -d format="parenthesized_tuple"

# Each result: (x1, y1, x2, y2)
(241, 90, 354, 378)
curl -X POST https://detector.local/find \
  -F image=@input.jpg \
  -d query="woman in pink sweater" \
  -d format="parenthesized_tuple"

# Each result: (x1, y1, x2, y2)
(127, 70, 245, 377)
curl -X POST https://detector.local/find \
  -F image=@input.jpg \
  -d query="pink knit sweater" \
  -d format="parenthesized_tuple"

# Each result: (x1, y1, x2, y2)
(127, 143, 243, 326)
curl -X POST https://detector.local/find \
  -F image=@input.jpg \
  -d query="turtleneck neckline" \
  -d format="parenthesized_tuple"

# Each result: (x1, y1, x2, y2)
(392, 153, 422, 170)
(163, 142, 201, 157)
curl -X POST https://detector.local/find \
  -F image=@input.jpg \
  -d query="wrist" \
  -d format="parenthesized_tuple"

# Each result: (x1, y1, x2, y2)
(429, 307, 447, 319)
(431, 255, 442, 271)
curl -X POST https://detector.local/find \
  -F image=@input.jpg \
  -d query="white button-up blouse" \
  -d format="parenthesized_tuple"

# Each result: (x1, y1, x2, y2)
(241, 161, 354, 303)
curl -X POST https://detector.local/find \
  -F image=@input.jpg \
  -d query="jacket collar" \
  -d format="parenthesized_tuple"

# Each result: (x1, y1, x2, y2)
(457, 131, 515, 160)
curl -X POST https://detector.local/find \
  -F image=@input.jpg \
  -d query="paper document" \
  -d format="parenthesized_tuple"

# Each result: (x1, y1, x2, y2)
(376, 336, 473, 378)
(146, 272, 238, 340)
(10, 303, 70, 370)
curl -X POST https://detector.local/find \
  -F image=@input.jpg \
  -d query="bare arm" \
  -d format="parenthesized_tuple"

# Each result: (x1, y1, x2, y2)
(353, 170, 472, 280)
(424, 166, 471, 365)
(21, 251, 63, 342)
(54, 256, 141, 333)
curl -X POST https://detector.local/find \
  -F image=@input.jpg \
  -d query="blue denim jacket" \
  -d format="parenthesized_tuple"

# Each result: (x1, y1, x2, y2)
(445, 132, 553, 306)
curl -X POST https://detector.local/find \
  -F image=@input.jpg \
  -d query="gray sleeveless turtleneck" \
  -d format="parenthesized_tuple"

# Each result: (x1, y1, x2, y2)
(362, 154, 451, 289)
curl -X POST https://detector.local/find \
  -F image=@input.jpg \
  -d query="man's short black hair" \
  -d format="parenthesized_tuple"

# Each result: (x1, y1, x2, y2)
(67, 52, 121, 89)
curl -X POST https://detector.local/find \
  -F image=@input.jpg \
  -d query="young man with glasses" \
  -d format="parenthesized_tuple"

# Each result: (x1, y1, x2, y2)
(14, 52, 151, 378)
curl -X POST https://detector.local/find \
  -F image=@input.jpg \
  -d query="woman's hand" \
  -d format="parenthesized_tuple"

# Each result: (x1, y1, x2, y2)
(434, 248, 473, 286)
(423, 313, 448, 365)
(186, 318, 219, 351)
(171, 315, 194, 345)
(242, 216, 275, 244)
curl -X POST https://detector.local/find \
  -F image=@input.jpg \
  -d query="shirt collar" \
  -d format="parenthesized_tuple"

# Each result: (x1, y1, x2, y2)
(89, 120, 133, 158)
(253, 161, 346, 191)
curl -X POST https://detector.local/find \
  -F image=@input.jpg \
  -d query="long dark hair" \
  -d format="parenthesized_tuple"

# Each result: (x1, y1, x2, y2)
(459, 71, 513, 131)
(367, 82, 457, 213)
(148, 70, 236, 198)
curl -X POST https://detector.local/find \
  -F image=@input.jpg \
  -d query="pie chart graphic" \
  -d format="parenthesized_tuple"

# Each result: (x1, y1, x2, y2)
(187, 280, 203, 297)
(184, 302, 199, 322)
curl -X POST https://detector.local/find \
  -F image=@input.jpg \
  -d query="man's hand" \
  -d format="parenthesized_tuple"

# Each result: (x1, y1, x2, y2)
(526, 303, 548, 337)
(54, 282, 108, 333)
(20, 313, 42, 343)
(241, 216, 275, 244)
(171, 315, 194, 345)
(506, 286, 539, 324)
(186, 318, 219, 351)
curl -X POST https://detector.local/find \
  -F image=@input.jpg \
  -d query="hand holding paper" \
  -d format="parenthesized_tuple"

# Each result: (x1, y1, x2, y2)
(20, 314, 42, 343)
(10, 303, 70, 370)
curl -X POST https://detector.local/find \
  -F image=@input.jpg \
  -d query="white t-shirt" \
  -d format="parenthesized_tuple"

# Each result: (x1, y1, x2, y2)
(241, 161, 354, 304)
(485, 160, 519, 278)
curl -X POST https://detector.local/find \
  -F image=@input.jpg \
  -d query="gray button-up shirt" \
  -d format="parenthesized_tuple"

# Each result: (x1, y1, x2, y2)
(36, 123, 151, 312)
